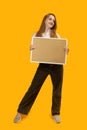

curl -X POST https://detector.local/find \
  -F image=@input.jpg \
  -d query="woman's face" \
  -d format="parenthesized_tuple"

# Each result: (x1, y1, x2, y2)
(45, 15, 55, 29)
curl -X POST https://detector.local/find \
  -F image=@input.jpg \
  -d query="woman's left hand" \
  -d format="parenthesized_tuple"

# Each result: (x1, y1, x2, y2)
(64, 47, 69, 54)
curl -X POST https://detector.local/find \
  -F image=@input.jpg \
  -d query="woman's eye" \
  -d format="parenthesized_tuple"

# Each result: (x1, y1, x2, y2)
(49, 18, 55, 22)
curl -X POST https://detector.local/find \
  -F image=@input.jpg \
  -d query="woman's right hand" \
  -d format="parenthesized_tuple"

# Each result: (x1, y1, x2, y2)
(30, 44, 35, 51)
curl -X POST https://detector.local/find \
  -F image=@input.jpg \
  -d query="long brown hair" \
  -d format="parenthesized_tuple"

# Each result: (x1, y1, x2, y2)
(36, 13, 58, 38)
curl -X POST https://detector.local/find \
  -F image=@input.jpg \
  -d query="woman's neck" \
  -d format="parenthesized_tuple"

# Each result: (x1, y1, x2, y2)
(44, 27, 51, 34)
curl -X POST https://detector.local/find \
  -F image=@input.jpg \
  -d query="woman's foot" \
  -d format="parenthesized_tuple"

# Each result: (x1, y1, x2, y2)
(13, 113, 26, 123)
(52, 115, 61, 123)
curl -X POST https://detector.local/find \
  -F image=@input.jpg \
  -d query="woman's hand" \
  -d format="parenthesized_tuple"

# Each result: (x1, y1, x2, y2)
(64, 47, 69, 55)
(30, 44, 35, 51)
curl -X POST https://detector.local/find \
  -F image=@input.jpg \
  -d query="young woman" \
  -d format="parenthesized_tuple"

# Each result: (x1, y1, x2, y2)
(14, 13, 69, 123)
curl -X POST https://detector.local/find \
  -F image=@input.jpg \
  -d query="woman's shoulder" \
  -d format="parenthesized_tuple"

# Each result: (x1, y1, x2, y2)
(32, 32, 37, 37)
(56, 33, 61, 39)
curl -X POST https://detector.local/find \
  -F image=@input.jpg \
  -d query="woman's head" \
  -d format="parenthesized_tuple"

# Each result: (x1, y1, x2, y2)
(41, 13, 57, 30)
(36, 13, 57, 37)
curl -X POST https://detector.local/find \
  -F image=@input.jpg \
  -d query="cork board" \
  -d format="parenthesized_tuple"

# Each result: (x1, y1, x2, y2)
(30, 37, 68, 64)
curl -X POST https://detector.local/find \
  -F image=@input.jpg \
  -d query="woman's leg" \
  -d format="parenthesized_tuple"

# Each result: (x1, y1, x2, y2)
(17, 64, 49, 114)
(50, 65, 63, 115)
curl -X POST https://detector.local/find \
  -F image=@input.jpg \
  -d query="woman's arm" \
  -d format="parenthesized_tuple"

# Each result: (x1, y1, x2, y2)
(30, 33, 36, 51)
(30, 44, 35, 51)
(57, 33, 69, 54)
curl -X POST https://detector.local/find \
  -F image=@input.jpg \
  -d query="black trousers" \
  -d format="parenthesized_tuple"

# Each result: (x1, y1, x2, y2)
(17, 63, 63, 115)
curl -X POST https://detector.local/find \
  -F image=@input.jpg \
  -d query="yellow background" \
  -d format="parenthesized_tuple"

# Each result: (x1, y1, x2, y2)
(0, 0, 87, 129)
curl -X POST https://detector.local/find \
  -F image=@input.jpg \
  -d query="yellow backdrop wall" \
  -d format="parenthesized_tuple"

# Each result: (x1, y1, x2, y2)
(0, 0, 87, 129)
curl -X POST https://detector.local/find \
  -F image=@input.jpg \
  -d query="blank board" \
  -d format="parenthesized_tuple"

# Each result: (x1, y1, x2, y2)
(30, 37, 68, 64)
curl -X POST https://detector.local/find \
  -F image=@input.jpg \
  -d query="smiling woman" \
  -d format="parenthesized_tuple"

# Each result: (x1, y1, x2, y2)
(13, 13, 69, 124)
(44, 15, 55, 29)
(36, 13, 58, 38)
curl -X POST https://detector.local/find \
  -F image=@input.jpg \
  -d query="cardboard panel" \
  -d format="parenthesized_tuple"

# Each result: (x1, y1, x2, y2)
(30, 37, 68, 64)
